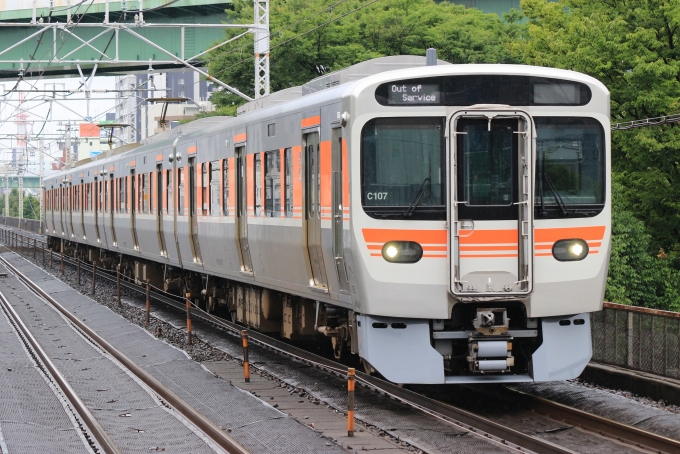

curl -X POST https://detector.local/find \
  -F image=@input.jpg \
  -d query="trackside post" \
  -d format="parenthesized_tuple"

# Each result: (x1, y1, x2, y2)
(348, 368, 355, 437)
(242, 330, 250, 383)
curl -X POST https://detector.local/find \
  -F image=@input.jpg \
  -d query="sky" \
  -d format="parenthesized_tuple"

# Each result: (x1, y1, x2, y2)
(0, 74, 118, 179)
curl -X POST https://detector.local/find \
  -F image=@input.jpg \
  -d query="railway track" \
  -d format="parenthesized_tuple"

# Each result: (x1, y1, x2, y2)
(4, 227, 680, 454)
(0, 238, 248, 454)
(0, 283, 120, 454)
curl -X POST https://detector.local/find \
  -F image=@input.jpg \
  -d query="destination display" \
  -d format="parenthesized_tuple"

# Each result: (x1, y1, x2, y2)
(375, 76, 592, 107)
(385, 83, 441, 105)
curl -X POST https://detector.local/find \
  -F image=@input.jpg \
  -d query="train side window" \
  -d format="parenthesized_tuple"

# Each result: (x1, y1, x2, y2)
(265, 150, 281, 217)
(142, 173, 149, 214)
(118, 177, 127, 213)
(210, 161, 220, 216)
(87, 183, 91, 212)
(254, 153, 262, 217)
(222, 159, 229, 216)
(284, 148, 292, 217)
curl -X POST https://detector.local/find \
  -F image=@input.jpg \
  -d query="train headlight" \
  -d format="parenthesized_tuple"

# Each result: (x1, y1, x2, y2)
(381, 241, 423, 263)
(552, 239, 589, 261)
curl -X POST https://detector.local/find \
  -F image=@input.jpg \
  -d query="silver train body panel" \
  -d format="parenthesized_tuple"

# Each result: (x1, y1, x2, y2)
(44, 56, 611, 384)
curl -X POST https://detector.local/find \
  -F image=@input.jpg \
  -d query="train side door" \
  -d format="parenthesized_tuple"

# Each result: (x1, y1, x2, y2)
(59, 185, 65, 235)
(449, 110, 534, 297)
(188, 157, 202, 263)
(110, 175, 117, 246)
(304, 132, 328, 289)
(235, 146, 252, 273)
(93, 177, 101, 242)
(130, 170, 139, 250)
(331, 127, 349, 292)
(67, 183, 74, 237)
(156, 165, 166, 255)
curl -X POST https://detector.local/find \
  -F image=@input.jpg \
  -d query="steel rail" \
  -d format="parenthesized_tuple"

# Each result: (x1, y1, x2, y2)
(3, 232, 572, 453)
(0, 252, 249, 454)
(0, 282, 121, 454)
(508, 388, 680, 454)
(8, 229, 679, 453)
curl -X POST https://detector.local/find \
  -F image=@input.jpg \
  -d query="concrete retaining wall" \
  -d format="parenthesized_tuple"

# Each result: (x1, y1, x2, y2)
(1, 216, 42, 234)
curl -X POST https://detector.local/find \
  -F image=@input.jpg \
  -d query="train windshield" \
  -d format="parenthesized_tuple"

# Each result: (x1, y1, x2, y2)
(361, 117, 445, 220)
(535, 117, 605, 218)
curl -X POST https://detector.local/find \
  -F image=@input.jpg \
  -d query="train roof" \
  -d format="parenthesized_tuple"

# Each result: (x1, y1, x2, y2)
(47, 55, 608, 185)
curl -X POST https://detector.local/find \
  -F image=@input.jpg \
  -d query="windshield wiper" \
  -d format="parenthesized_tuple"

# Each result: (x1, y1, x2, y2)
(542, 173, 571, 216)
(402, 177, 431, 218)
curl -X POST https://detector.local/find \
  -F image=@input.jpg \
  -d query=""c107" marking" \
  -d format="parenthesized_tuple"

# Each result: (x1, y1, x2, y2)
(366, 192, 388, 200)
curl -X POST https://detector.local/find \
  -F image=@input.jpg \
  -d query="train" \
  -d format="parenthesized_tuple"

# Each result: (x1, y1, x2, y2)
(44, 54, 611, 384)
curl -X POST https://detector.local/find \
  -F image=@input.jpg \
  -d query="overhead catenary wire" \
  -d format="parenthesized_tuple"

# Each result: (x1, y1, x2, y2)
(611, 112, 680, 130)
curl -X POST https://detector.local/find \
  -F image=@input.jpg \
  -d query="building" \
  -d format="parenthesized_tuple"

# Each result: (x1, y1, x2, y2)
(78, 123, 105, 161)
(115, 70, 216, 145)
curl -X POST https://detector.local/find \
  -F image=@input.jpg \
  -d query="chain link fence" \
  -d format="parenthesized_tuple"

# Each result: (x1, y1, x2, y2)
(592, 302, 680, 379)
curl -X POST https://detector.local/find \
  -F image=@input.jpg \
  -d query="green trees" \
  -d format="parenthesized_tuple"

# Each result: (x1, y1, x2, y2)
(205, 0, 680, 309)
(208, 0, 521, 107)
(516, 0, 680, 309)
(0, 189, 41, 220)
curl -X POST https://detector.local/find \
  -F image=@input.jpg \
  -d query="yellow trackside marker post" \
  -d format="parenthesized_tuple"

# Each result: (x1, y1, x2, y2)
(242, 330, 250, 383)
(91, 262, 96, 294)
(145, 279, 151, 327)
(186, 293, 193, 345)
(348, 367, 355, 437)
(116, 265, 121, 307)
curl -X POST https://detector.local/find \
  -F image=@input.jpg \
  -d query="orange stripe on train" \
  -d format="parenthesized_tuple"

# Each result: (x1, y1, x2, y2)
(301, 116, 321, 128)
(363, 226, 606, 248)
(534, 226, 605, 242)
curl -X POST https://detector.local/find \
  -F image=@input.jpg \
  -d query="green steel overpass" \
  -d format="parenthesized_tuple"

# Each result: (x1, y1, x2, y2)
(0, 1, 234, 80)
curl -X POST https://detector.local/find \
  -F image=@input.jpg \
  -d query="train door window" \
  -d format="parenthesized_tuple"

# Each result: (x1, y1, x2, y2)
(284, 148, 292, 217)
(166, 169, 172, 215)
(119, 178, 124, 213)
(178, 168, 185, 215)
(131, 172, 136, 215)
(149, 172, 154, 215)
(254, 153, 262, 216)
(189, 158, 197, 217)
(202, 163, 209, 216)
(123, 177, 126, 213)
(99, 180, 103, 212)
(142, 173, 149, 214)
(265, 150, 280, 217)
(210, 161, 220, 216)
(86, 184, 91, 211)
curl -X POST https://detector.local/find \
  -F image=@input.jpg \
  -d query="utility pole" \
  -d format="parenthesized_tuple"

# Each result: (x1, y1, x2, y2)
(4, 166, 8, 218)
(17, 153, 23, 219)
(254, 0, 270, 99)
(39, 140, 44, 230)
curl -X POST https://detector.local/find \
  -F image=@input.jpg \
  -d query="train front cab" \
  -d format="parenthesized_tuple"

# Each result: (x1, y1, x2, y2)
(351, 67, 611, 384)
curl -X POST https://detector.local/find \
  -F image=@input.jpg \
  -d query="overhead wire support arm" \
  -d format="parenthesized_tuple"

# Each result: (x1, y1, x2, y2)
(121, 26, 254, 102)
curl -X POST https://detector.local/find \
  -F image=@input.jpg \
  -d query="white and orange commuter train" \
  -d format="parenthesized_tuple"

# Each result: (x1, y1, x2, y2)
(44, 55, 611, 384)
